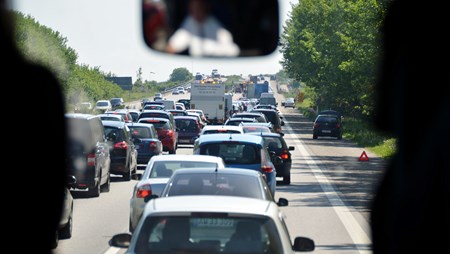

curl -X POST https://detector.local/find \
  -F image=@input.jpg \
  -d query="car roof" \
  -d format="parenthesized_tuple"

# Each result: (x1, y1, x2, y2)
(101, 120, 126, 128)
(174, 116, 198, 120)
(138, 117, 170, 122)
(170, 167, 264, 177)
(143, 195, 275, 216)
(196, 133, 264, 146)
(149, 154, 224, 163)
(65, 113, 99, 120)
(125, 122, 155, 128)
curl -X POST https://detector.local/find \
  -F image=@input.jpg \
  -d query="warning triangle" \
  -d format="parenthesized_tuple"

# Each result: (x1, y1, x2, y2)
(359, 151, 369, 161)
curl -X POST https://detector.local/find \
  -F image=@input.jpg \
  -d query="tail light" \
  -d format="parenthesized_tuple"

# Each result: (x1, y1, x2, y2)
(87, 153, 96, 167)
(314, 123, 320, 129)
(136, 184, 152, 198)
(280, 151, 289, 160)
(114, 141, 129, 150)
(148, 141, 158, 151)
(261, 165, 273, 173)
(336, 123, 341, 128)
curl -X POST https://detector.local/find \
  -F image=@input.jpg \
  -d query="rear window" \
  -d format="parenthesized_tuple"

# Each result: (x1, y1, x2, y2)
(135, 216, 281, 254)
(165, 173, 262, 199)
(200, 143, 261, 164)
(149, 161, 219, 178)
(140, 120, 170, 130)
(129, 127, 151, 138)
(316, 116, 338, 123)
(175, 119, 198, 131)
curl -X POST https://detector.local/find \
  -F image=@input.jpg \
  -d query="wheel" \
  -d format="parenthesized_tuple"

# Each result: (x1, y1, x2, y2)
(283, 174, 291, 185)
(123, 169, 131, 181)
(337, 134, 342, 140)
(101, 172, 110, 192)
(58, 209, 73, 239)
(169, 149, 176, 154)
(313, 134, 318, 139)
(87, 179, 100, 197)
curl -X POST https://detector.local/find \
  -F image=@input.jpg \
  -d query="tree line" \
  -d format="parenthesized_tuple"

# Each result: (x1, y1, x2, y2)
(280, 0, 391, 119)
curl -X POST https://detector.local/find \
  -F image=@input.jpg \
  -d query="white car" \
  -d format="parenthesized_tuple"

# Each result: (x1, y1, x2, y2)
(128, 154, 226, 232)
(111, 196, 315, 253)
(94, 100, 112, 112)
(283, 97, 296, 108)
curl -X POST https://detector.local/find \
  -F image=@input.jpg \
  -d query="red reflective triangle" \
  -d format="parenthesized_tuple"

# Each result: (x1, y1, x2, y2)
(359, 151, 369, 161)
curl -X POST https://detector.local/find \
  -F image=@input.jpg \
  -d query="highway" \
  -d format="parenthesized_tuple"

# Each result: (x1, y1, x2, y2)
(55, 80, 386, 254)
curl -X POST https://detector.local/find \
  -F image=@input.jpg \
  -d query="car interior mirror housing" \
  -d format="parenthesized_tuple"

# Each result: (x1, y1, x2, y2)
(142, 0, 279, 58)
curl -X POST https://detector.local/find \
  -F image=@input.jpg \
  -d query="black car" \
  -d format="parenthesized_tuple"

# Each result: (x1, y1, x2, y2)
(250, 108, 284, 133)
(66, 113, 111, 197)
(313, 114, 343, 140)
(102, 120, 138, 181)
(249, 132, 294, 184)
(110, 97, 125, 110)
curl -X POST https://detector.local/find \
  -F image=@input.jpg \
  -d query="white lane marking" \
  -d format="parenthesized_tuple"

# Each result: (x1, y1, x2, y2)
(103, 247, 121, 254)
(282, 114, 372, 254)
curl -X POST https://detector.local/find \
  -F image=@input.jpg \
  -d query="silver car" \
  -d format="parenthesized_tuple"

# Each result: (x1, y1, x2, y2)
(112, 196, 315, 253)
(129, 154, 226, 232)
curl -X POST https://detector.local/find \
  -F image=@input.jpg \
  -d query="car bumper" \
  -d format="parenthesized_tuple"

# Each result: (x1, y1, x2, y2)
(110, 157, 128, 174)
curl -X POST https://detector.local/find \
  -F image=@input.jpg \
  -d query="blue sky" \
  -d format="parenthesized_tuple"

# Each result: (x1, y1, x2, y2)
(11, 0, 297, 82)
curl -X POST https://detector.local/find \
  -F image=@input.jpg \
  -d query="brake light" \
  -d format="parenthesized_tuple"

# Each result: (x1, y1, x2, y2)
(87, 153, 96, 167)
(261, 165, 273, 173)
(136, 184, 152, 198)
(280, 151, 289, 160)
(114, 141, 128, 149)
(149, 141, 157, 150)
(167, 130, 173, 137)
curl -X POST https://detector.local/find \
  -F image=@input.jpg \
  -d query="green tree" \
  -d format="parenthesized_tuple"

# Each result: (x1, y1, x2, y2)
(169, 67, 192, 82)
(279, 0, 389, 118)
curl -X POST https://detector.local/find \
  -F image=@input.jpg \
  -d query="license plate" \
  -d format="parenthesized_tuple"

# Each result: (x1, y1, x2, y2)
(180, 139, 191, 143)
(322, 130, 331, 133)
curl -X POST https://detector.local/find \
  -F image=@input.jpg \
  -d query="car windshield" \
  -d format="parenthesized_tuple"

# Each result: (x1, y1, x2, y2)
(12, 1, 434, 254)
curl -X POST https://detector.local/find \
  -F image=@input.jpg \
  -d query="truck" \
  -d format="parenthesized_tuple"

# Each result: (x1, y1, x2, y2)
(254, 81, 269, 98)
(190, 83, 226, 124)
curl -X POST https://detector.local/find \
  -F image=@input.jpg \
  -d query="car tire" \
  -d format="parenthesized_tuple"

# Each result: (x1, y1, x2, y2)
(169, 149, 176, 154)
(58, 208, 73, 239)
(123, 169, 131, 181)
(101, 172, 110, 192)
(88, 179, 101, 197)
(313, 134, 318, 139)
(337, 134, 342, 140)
(283, 174, 291, 185)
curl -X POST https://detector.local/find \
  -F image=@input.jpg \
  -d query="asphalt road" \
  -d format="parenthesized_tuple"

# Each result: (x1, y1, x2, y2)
(56, 82, 386, 254)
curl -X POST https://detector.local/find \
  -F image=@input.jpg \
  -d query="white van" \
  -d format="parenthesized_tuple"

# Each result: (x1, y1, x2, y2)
(161, 99, 176, 110)
(260, 92, 275, 98)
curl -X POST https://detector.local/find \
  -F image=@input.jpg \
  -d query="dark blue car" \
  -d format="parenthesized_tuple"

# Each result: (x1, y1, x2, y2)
(174, 116, 202, 145)
(126, 123, 163, 165)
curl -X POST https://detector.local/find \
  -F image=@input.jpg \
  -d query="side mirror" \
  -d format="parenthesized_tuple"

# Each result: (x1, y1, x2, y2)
(67, 175, 77, 188)
(141, 0, 279, 57)
(293, 237, 315, 252)
(288, 146, 295, 151)
(131, 173, 142, 180)
(277, 197, 288, 207)
(109, 233, 132, 248)
(281, 121, 285, 126)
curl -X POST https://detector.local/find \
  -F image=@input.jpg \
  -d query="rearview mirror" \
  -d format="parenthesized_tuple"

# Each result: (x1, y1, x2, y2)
(142, 0, 279, 57)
